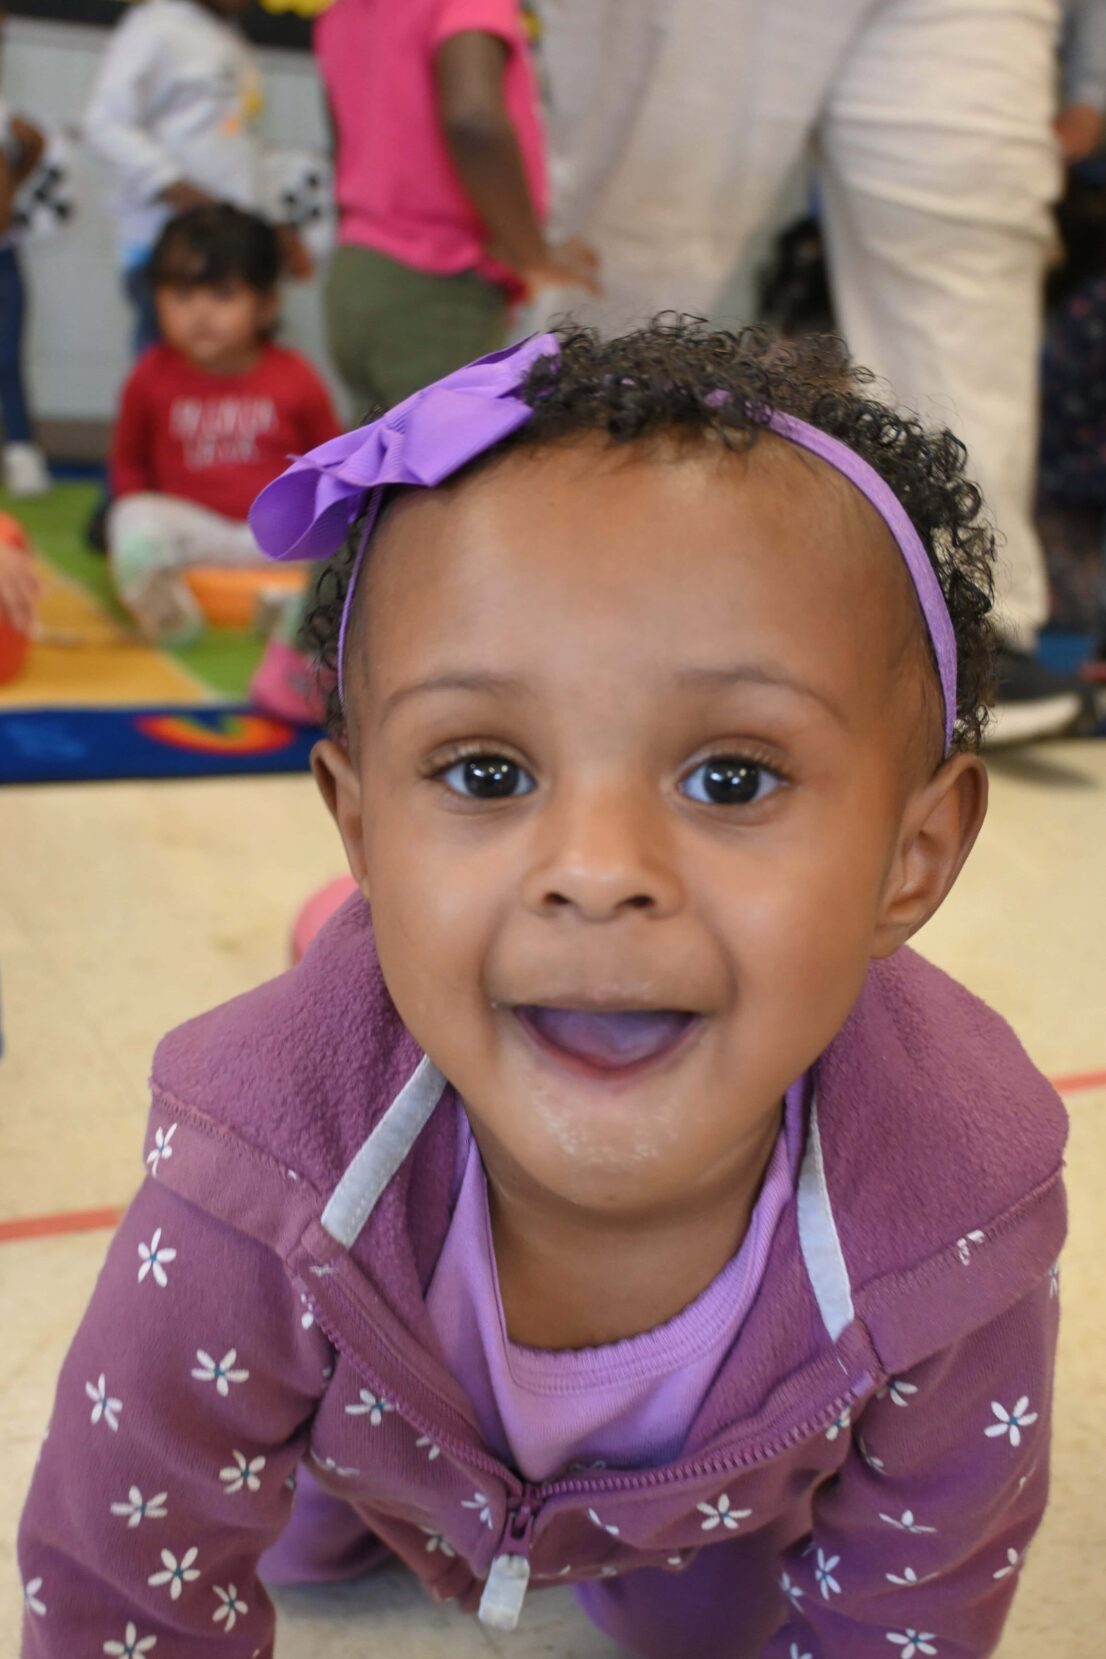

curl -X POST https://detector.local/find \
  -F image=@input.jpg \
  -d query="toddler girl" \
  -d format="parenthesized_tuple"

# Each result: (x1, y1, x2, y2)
(107, 203, 338, 646)
(19, 322, 1066, 1659)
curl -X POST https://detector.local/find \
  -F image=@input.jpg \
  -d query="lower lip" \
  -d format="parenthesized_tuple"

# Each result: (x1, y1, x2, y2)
(509, 1007, 704, 1084)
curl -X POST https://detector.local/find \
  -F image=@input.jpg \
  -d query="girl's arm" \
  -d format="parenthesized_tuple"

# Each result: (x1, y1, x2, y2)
(762, 1272, 1060, 1658)
(84, 13, 209, 212)
(110, 363, 159, 498)
(18, 1176, 332, 1657)
(8, 115, 46, 186)
(433, 29, 599, 298)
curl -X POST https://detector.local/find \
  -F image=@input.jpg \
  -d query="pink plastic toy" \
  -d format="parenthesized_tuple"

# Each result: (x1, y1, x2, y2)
(291, 875, 357, 964)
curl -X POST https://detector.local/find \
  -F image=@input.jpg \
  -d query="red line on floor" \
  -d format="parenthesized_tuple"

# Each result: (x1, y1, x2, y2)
(0, 1206, 125, 1244)
(1049, 1067, 1106, 1096)
(1, 1064, 1104, 1246)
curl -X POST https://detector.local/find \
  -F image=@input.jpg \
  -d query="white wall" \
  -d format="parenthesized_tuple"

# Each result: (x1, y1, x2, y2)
(2, 14, 337, 428)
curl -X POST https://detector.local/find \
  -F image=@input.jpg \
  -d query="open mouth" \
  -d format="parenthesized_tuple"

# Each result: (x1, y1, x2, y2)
(513, 1005, 700, 1074)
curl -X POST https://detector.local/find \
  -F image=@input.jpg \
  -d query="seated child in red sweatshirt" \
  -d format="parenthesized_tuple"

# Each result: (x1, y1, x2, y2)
(108, 203, 339, 644)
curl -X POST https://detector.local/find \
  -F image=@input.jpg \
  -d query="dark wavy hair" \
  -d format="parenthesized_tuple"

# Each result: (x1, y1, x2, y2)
(149, 202, 281, 295)
(305, 318, 997, 750)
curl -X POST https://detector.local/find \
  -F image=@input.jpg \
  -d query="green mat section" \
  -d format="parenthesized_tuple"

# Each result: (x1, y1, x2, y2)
(0, 481, 264, 699)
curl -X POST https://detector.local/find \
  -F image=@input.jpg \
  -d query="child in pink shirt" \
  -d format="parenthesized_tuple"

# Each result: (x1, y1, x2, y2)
(251, 0, 598, 726)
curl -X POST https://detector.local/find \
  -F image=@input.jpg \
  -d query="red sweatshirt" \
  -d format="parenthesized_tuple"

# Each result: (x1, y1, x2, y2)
(111, 342, 341, 522)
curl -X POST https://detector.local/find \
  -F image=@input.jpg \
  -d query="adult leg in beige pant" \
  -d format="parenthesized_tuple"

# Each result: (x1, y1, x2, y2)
(540, 0, 1078, 736)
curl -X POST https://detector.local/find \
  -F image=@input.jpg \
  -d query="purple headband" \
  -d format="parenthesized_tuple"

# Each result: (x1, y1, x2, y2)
(249, 334, 958, 752)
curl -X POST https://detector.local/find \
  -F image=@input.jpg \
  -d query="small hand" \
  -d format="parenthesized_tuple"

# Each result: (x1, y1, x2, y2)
(518, 237, 602, 299)
(277, 224, 315, 282)
(159, 179, 217, 215)
(0, 543, 42, 635)
(1056, 102, 1106, 165)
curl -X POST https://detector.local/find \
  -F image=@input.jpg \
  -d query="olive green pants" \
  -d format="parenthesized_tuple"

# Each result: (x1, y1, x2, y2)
(289, 244, 508, 651)
(324, 241, 507, 416)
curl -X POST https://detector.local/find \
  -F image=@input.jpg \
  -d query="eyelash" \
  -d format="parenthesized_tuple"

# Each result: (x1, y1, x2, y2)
(427, 745, 790, 807)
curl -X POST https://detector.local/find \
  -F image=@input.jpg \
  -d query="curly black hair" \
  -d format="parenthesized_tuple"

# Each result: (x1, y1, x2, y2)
(304, 318, 996, 750)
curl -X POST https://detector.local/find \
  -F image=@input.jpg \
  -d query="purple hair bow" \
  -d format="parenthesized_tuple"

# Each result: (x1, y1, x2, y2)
(249, 333, 559, 566)
(250, 327, 957, 747)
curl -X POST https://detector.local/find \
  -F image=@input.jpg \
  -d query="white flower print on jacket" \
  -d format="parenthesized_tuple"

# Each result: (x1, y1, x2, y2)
(102, 1623, 157, 1656)
(146, 1124, 176, 1177)
(110, 1486, 168, 1528)
(985, 1397, 1038, 1447)
(23, 1576, 46, 1616)
(191, 1349, 249, 1397)
(212, 1584, 248, 1631)
(463, 1492, 496, 1528)
(148, 1546, 200, 1599)
(137, 1230, 177, 1288)
(879, 1508, 938, 1534)
(814, 1548, 842, 1599)
(219, 1452, 265, 1494)
(345, 1389, 394, 1425)
(697, 1494, 752, 1532)
(85, 1374, 122, 1432)
(886, 1631, 937, 1657)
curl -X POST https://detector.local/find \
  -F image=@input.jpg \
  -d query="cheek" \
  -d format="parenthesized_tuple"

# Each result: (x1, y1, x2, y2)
(362, 815, 501, 1028)
(704, 822, 889, 1030)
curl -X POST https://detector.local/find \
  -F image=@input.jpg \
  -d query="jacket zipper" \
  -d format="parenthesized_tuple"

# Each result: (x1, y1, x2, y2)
(481, 1501, 537, 1630)
(311, 1298, 871, 1627)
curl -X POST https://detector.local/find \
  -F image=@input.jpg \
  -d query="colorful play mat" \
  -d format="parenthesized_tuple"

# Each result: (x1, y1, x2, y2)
(0, 483, 321, 784)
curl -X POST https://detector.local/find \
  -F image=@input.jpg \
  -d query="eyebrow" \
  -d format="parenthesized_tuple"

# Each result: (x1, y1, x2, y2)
(676, 664, 846, 721)
(380, 672, 529, 721)
(380, 663, 845, 723)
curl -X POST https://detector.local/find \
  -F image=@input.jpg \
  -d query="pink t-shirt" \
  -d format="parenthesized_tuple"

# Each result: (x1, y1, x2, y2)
(314, 0, 547, 284)
(427, 1080, 806, 1482)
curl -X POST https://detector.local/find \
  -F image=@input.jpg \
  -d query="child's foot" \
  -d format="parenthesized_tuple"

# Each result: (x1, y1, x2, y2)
(250, 638, 326, 725)
(2, 442, 51, 497)
(127, 567, 205, 647)
(111, 533, 204, 647)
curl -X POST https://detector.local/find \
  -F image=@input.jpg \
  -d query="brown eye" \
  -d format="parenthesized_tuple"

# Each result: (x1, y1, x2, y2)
(680, 757, 782, 806)
(439, 755, 535, 799)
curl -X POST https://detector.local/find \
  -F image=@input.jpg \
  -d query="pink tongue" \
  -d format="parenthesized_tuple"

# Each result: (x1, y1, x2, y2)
(520, 1007, 693, 1069)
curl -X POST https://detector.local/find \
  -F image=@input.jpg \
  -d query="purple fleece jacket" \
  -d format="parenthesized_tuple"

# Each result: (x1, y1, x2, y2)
(18, 897, 1066, 1659)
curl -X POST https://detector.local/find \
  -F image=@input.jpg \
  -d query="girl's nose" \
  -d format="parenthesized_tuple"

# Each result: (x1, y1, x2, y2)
(521, 787, 684, 922)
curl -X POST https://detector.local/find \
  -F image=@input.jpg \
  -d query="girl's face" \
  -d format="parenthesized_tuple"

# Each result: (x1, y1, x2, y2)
(317, 438, 985, 1226)
(155, 276, 275, 374)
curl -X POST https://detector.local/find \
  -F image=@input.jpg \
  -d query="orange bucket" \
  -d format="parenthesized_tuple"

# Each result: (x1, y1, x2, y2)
(183, 563, 307, 631)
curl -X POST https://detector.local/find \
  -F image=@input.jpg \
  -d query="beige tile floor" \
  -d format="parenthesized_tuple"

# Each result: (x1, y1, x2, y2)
(1, 744, 1104, 1655)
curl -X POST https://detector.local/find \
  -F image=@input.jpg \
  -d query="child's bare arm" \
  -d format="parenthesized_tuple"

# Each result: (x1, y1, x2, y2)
(761, 1273, 1059, 1658)
(434, 30, 599, 298)
(0, 541, 41, 635)
(18, 1177, 331, 1656)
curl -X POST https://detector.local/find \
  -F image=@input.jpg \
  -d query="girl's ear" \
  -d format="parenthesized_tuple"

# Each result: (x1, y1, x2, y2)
(872, 752, 988, 959)
(311, 739, 371, 900)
